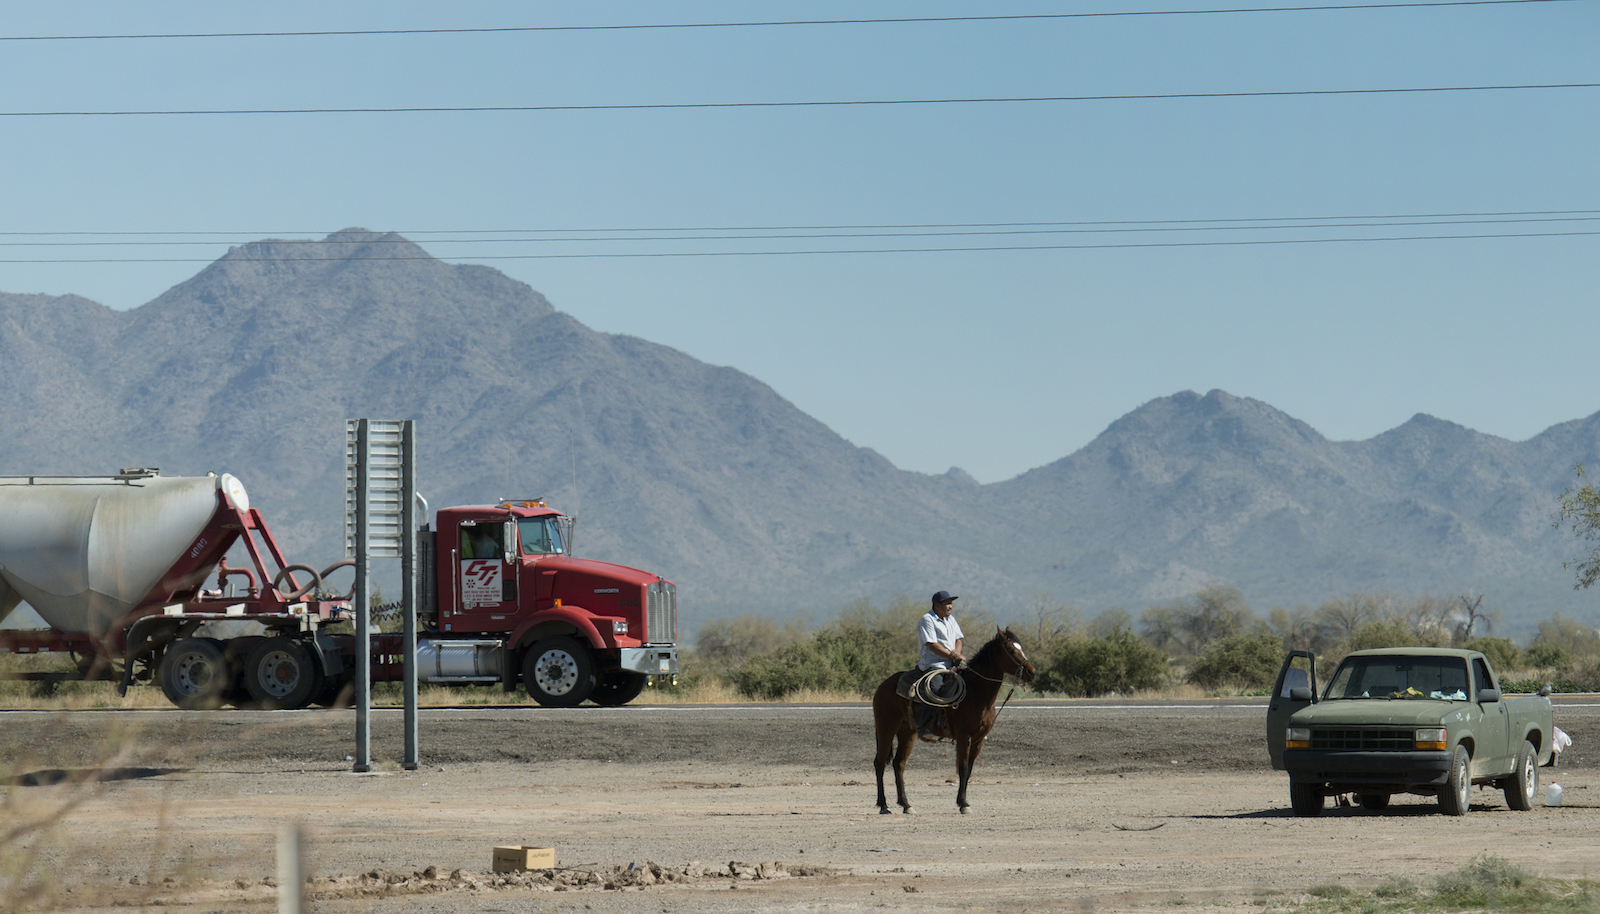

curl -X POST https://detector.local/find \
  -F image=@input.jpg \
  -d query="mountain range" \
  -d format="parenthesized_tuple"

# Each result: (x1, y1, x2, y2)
(3, 230, 1597, 636)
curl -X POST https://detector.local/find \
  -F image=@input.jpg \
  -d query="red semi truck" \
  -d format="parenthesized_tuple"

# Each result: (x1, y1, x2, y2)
(0, 470, 679, 709)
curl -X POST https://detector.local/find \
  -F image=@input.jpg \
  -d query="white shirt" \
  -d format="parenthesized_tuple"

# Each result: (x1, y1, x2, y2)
(917, 610, 964, 670)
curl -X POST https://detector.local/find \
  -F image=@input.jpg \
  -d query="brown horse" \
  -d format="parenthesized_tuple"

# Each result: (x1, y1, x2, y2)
(872, 627, 1036, 815)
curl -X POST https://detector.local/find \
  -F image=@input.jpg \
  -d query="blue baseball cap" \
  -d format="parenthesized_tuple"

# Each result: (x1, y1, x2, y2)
(931, 590, 958, 606)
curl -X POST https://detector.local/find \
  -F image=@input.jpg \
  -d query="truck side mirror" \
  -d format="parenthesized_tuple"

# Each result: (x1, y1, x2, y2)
(503, 520, 517, 564)
(1289, 687, 1313, 702)
(1478, 688, 1501, 703)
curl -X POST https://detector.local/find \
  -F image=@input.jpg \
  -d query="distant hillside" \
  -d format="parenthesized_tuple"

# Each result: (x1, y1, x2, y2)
(3, 232, 1597, 635)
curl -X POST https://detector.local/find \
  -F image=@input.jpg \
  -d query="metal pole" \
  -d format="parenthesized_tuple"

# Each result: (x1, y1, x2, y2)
(276, 823, 303, 914)
(401, 419, 419, 770)
(353, 418, 372, 773)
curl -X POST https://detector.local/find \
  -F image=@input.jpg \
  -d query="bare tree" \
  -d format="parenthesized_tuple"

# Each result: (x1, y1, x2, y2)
(1555, 463, 1600, 590)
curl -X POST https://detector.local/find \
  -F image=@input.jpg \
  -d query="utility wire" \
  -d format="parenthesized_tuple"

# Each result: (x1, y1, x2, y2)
(4, 83, 1597, 118)
(0, 209, 1596, 237)
(2, 216, 1599, 247)
(0, 1, 1576, 42)
(3, 229, 1595, 263)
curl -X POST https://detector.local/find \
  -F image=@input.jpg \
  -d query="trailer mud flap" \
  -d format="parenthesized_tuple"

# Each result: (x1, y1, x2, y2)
(312, 630, 344, 678)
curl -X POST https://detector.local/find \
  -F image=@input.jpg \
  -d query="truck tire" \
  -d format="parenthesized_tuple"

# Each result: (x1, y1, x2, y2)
(523, 636, 596, 707)
(1289, 781, 1323, 817)
(158, 638, 231, 710)
(1358, 793, 1390, 811)
(1439, 745, 1471, 816)
(242, 637, 323, 710)
(590, 670, 647, 707)
(1505, 740, 1538, 811)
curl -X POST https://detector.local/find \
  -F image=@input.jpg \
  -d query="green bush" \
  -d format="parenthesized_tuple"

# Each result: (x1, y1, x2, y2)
(1463, 636, 1521, 671)
(1350, 617, 1445, 651)
(732, 623, 914, 699)
(1432, 855, 1540, 908)
(1524, 643, 1572, 669)
(1036, 629, 1168, 697)
(1186, 632, 1283, 691)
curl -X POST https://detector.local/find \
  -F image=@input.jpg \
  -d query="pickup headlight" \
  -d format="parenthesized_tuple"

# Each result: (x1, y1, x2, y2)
(612, 620, 629, 635)
(1415, 728, 1447, 751)
(1286, 727, 1311, 749)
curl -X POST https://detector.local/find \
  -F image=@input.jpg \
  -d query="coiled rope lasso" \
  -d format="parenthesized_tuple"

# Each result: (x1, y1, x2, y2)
(911, 668, 968, 708)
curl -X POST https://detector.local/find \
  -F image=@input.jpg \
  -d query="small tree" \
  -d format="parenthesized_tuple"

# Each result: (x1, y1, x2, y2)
(1187, 632, 1283, 691)
(1040, 628, 1168, 697)
(1555, 463, 1600, 590)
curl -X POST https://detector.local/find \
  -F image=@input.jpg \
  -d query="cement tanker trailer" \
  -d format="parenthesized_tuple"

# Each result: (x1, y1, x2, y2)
(0, 469, 357, 709)
(0, 469, 680, 710)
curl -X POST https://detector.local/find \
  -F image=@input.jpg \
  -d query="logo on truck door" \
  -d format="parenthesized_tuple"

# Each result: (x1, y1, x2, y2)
(461, 560, 502, 605)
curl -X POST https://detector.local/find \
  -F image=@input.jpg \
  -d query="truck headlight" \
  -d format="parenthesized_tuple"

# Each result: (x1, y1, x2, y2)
(1286, 727, 1311, 749)
(1415, 728, 1447, 750)
(612, 620, 629, 635)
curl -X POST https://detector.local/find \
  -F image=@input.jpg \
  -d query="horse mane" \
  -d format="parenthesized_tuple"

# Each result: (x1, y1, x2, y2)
(968, 627, 1020, 671)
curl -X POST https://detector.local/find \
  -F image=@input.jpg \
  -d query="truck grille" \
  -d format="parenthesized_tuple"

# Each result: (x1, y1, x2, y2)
(1311, 728, 1413, 751)
(645, 581, 677, 644)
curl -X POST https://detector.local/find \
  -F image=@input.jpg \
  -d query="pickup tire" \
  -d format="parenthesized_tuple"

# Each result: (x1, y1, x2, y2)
(242, 637, 323, 710)
(1439, 745, 1471, 816)
(1289, 781, 1323, 817)
(1505, 740, 1538, 811)
(157, 638, 231, 710)
(590, 670, 647, 707)
(523, 636, 596, 707)
(1357, 793, 1390, 811)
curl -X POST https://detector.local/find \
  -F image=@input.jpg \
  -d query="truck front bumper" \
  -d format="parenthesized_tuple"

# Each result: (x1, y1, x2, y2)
(1284, 749, 1452, 789)
(620, 646, 678, 676)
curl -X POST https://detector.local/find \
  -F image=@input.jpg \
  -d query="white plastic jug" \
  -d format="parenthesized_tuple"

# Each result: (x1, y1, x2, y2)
(1545, 782, 1563, 807)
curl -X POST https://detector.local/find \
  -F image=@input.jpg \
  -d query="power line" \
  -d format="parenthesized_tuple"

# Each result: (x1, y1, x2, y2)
(4, 83, 1597, 118)
(0, 1, 1575, 42)
(3, 229, 1594, 263)
(0, 208, 1596, 238)
(2, 215, 1598, 247)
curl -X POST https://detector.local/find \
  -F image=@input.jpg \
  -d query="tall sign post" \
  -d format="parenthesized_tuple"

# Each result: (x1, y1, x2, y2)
(345, 419, 420, 772)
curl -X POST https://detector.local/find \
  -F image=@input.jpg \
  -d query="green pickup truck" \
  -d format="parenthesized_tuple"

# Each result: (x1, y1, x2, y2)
(1266, 647, 1554, 816)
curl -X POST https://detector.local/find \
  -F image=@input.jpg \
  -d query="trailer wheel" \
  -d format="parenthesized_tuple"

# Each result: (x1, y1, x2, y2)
(522, 636, 596, 707)
(157, 638, 231, 710)
(590, 670, 647, 707)
(242, 637, 323, 710)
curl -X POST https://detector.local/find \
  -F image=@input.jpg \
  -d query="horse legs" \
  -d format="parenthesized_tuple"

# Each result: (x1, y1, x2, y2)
(892, 731, 916, 814)
(954, 735, 984, 814)
(873, 729, 894, 814)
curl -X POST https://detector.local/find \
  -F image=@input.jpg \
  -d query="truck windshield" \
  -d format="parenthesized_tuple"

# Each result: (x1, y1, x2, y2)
(1325, 656, 1470, 700)
(517, 516, 565, 555)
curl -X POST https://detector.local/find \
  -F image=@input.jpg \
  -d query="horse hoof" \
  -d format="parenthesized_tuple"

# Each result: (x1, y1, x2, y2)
(959, 806, 971, 815)
(903, 807, 916, 816)
(878, 807, 893, 815)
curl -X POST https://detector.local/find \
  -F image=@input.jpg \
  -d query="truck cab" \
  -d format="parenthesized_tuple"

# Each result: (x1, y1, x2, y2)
(428, 500, 679, 707)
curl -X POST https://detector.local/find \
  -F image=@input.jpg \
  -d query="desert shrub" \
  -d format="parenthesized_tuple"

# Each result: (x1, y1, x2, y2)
(1463, 636, 1521, 671)
(1530, 613, 1600, 661)
(1139, 584, 1253, 657)
(1524, 643, 1572, 669)
(1186, 632, 1282, 691)
(1554, 656, 1600, 693)
(1036, 628, 1168, 697)
(732, 623, 914, 699)
(1350, 617, 1445, 651)
(1431, 856, 1540, 907)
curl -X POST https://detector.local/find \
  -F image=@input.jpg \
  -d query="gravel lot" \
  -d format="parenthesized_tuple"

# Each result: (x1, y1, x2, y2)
(5, 699, 1598, 913)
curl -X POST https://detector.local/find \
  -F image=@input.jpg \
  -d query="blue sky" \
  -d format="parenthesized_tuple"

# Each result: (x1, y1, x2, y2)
(2, 1, 1596, 483)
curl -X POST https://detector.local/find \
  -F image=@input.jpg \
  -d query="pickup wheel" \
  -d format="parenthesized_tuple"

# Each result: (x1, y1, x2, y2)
(522, 636, 596, 707)
(157, 638, 231, 710)
(590, 671, 647, 707)
(1289, 782, 1323, 817)
(1357, 793, 1390, 811)
(1439, 745, 1471, 816)
(1505, 740, 1538, 811)
(242, 637, 323, 710)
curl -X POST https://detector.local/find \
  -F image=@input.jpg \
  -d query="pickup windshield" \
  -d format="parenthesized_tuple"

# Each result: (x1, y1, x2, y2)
(517, 516, 565, 555)
(1325, 655, 1470, 700)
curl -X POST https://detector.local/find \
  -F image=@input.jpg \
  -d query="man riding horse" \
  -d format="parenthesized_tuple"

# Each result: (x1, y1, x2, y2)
(916, 590, 964, 741)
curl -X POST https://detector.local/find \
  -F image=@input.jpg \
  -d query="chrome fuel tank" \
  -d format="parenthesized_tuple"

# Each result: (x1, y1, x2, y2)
(416, 638, 504, 682)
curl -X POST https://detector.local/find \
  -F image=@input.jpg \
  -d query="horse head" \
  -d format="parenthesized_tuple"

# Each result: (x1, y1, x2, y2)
(994, 626, 1037, 686)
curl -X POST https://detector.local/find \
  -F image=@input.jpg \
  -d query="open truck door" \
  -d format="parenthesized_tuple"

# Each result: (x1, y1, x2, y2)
(1266, 650, 1316, 770)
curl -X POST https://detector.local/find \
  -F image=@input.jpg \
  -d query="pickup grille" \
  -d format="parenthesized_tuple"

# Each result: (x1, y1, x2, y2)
(645, 581, 677, 645)
(1311, 728, 1413, 751)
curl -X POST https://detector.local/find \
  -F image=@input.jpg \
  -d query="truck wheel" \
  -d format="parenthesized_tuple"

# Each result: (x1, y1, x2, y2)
(1439, 745, 1471, 816)
(1289, 782, 1323, 817)
(590, 671, 647, 707)
(1505, 740, 1538, 811)
(522, 636, 595, 707)
(1358, 793, 1390, 811)
(158, 638, 231, 710)
(242, 637, 323, 710)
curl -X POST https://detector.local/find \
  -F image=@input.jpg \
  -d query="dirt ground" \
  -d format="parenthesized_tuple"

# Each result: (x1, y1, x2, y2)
(4, 699, 1598, 914)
